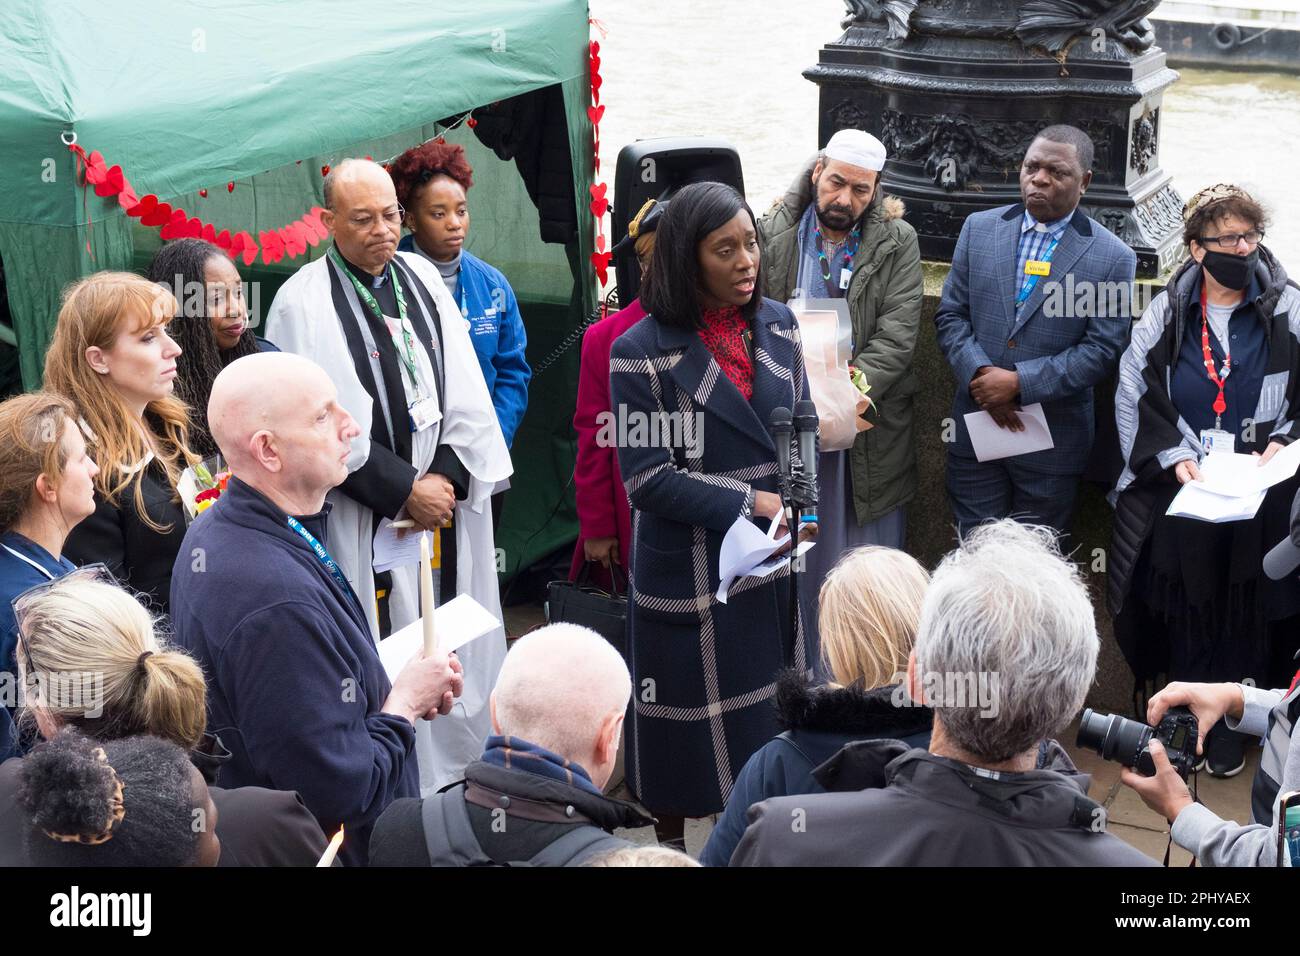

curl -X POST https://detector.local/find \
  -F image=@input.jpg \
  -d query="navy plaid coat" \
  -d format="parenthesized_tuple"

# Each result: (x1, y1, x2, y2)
(609, 297, 812, 817)
(935, 203, 1136, 475)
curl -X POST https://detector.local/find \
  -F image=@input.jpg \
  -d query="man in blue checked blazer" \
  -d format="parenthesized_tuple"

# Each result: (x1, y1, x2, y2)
(934, 124, 1136, 537)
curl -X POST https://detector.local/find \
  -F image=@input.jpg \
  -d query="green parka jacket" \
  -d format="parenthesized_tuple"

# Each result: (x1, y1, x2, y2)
(759, 156, 924, 524)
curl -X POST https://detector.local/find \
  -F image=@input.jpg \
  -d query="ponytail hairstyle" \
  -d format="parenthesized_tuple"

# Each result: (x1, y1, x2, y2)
(43, 271, 200, 533)
(14, 575, 207, 749)
(18, 728, 203, 866)
(0, 392, 78, 533)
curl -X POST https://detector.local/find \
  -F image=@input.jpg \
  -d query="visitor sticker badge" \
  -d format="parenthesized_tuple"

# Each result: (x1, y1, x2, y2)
(1024, 259, 1052, 277)
(839, 267, 852, 291)
(1200, 428, 1235, 455)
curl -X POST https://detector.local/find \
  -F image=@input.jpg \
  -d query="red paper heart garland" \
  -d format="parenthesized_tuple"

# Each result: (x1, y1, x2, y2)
(66, 142, 339, 267)
(588, 31, 611, 287)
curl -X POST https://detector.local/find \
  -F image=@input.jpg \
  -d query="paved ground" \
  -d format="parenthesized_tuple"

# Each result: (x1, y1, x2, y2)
(502, 602, 1255, 863)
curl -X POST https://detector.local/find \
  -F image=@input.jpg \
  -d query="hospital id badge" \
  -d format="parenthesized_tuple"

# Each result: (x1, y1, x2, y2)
(839, 267, 852, 291)
(408, 395, 439, 433)
(1200, 428, 1235, 455)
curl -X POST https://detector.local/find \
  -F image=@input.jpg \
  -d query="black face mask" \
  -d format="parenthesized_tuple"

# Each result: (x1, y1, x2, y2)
(1200, 248, 1258, 292)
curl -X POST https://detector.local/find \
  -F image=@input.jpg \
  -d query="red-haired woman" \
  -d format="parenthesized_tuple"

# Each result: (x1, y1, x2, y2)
(44, 272, 199, 615)
(389, 142, 531, 488)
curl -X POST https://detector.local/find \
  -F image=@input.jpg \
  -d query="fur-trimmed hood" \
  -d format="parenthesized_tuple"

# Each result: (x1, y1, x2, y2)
(774, 668, 932, 738)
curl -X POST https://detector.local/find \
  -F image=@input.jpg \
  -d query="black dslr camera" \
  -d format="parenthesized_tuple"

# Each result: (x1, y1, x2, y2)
(1076, 706, 1199, 779)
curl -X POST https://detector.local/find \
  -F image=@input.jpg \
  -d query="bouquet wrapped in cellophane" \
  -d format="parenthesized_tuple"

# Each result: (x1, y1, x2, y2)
(177, 454, 231, 523)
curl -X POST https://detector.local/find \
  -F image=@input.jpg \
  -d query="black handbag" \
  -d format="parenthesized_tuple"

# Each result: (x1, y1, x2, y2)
(546, 562, 629, 660)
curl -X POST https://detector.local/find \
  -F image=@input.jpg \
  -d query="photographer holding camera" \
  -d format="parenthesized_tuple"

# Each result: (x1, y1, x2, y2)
(1122, 677, 1298, 866)
(1124, 490, 1300, 865)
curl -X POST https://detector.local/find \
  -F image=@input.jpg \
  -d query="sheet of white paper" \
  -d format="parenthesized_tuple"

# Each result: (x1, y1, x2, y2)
(372, 518, 431, 573)
(1198, 441, 1300, 499)
(717, 516, 790, 603)
(963, 403, 1055, 463)
(744, 541, 815, 581)
(1166, 481, 1266, 523)
(377, 593, 501, 682)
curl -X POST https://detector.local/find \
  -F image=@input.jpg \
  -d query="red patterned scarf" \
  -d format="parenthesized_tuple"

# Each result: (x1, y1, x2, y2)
(698, 305, 754, 400)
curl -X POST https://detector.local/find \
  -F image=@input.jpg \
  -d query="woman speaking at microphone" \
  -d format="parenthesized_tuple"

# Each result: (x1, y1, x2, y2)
(609, 181, 813, 848)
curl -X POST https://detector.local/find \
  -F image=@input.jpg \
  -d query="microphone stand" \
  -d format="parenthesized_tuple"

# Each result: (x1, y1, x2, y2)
(780, 449, 817, 649)
(768, 406, 815, 651)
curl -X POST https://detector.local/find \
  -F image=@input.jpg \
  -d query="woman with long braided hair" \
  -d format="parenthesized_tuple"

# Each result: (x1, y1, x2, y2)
(146, 239, 278, 459)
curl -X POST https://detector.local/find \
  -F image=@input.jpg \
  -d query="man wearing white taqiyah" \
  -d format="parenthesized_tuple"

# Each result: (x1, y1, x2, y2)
(266, 158, 512, 794)
(760, 127, 924, 595)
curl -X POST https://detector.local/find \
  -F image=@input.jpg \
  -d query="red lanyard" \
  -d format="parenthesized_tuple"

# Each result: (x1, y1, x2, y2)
(1200, 284, 1231, 428)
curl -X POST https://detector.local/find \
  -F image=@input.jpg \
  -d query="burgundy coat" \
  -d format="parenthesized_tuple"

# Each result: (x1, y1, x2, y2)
(569, 299, 646, 587)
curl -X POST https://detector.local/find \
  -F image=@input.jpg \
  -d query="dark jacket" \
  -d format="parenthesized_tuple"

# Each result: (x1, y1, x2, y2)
(732, 740, 1157, 867)
(64, 459, 186, 616)
(0, 709, 15, 764)
(0, 734, 328, 867)
(0, 531, 75, 695)
(369, 758, 654, 866)
(191, 733, 330, 867)
(609, 297, 813, 817)
(760, 157, 925, 523)
(1110, 247, 1300, 614)
(699, 672, 931, 867)
(170, 477, 418, 867)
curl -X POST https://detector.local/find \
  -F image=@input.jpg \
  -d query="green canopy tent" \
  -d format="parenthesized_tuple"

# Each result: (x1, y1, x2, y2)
(0, 0, 596, 579)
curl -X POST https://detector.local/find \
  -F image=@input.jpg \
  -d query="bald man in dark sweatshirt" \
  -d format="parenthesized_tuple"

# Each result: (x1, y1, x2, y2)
(171, 352, 462, 866)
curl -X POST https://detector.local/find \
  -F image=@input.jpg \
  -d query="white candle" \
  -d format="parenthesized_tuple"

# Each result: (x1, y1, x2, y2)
(420, 533, 437, 655)
(317, 825, 344, 867)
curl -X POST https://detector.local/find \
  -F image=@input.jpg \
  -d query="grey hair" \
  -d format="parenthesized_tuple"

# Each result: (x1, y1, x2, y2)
(322, 166, 338, 209)
(914, 520, 1098, 762)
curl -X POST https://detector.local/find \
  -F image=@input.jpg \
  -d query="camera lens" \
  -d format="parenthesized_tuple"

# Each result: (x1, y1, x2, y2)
(1076, 708, 1153, 770)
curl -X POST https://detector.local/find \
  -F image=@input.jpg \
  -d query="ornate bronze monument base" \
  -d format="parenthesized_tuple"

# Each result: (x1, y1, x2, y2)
(810, 0, 1185, 277)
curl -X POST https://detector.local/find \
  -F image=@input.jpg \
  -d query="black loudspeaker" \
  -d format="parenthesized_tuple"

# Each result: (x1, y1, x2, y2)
(611, 137, 745, 305)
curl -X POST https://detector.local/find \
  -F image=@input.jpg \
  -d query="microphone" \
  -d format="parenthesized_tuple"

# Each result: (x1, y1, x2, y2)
(793, 400, 819, 520)
(769, 406, 793, 478)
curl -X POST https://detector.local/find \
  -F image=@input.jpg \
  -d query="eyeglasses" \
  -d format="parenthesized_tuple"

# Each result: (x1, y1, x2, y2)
(345, 205, 405, 229)
(11, 564, 117, 674)
(1199, 230, 1264, 250)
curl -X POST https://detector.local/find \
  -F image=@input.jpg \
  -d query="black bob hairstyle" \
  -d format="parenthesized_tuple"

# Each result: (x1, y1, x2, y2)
(640, 181, 763, 332)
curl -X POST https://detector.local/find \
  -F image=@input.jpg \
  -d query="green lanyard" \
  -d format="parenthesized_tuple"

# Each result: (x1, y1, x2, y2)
(328, 245, 423, 394)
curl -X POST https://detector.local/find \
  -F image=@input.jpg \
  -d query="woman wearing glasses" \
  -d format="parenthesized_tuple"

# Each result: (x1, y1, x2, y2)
(0, 572, 328, 866)
(1111, 184, 1300, 776)
(43, 272, 200, 616)
(0, 393, 100, 698)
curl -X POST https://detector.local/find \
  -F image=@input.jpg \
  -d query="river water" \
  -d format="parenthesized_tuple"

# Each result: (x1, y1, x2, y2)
(591, 0, 1300, 268)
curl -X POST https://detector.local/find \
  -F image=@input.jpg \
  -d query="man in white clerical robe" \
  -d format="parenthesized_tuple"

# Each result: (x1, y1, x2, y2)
(266, 159, 512, 794)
